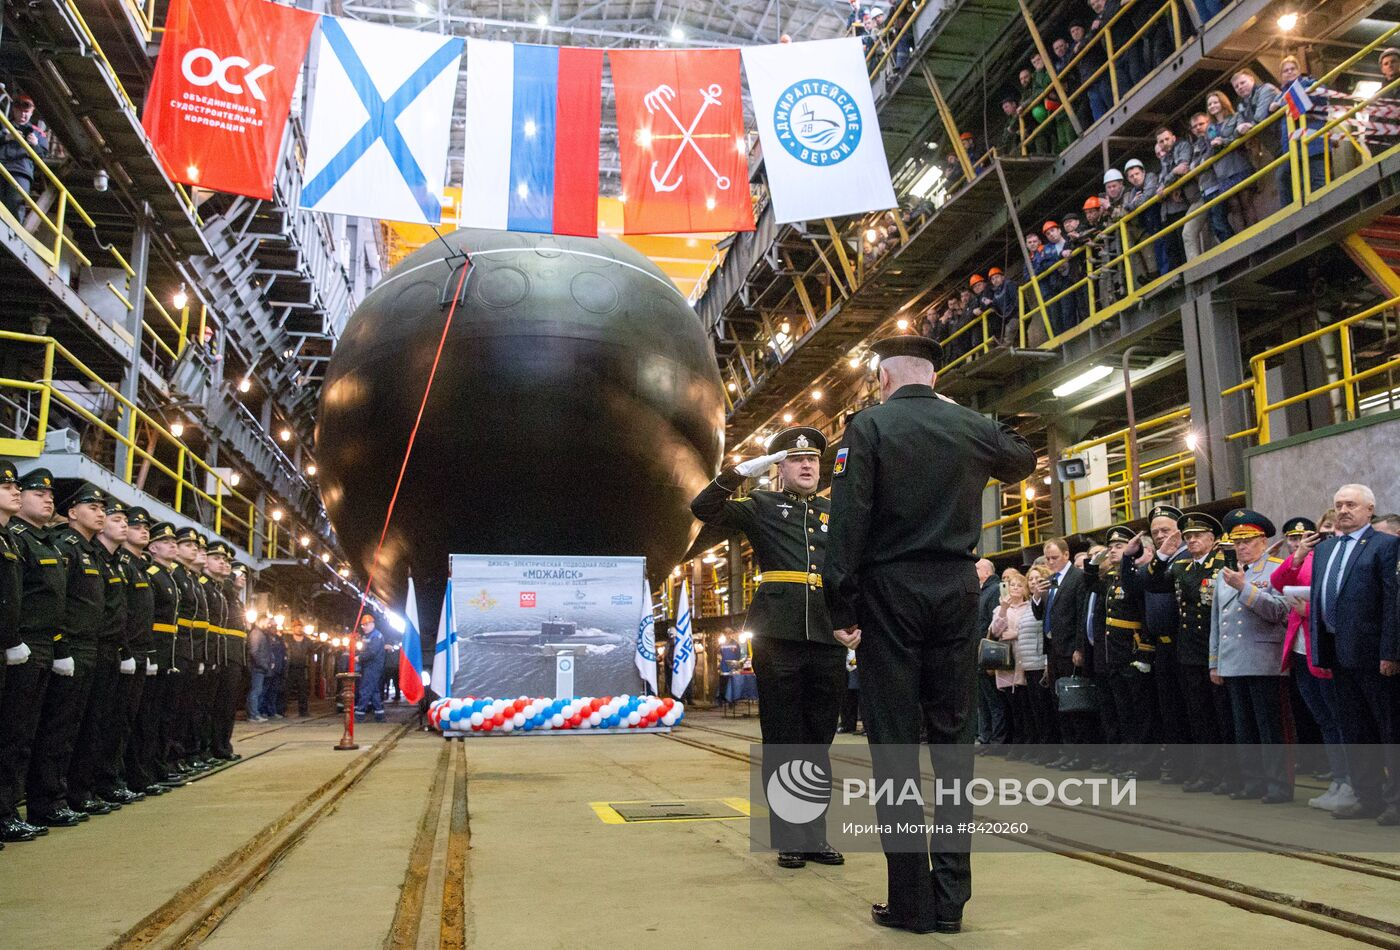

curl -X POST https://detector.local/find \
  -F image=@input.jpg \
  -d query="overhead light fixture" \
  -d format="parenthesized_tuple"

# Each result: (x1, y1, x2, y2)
(169, 421, 185, 438)
(271, 509, 284, 522)
(300, 535, 311, 547)
(172, 286, 188, 310)
(1185, 431, 1200, 452)
(782, 412, 794, 423)
(229, 472, 242, 487)
(1025, 486, 1037, 500)
(865, 228, 879, 243)
(274, 613, 285, 628)
(779, 319, 791, 335)
(535, 13, 548, 25)
(727, 381, 738, 392)
(278, 427, 292, 441)
(305, 463, 317, 476)
(238, 377, 252, 393)
(848, 355, 861, 368)
(670, 26, 685, 41)
(338, 566, 350, 577)
(811, 389, 823, 401)
(1353, 80, 1382, 99)
(185, 165, 199, 181)
(1276, 11, 1298, 30)
(245, 608, 258, 624)
(320, 552, 331, 563)
(896, 317, 909, 331)
(1051, 365, 1114, 398)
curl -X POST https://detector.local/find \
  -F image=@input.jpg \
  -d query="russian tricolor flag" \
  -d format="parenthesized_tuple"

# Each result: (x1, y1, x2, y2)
(461, 40, 603, 236)
(1283, 78, 1314, 121)
(398, 575, 425, 704)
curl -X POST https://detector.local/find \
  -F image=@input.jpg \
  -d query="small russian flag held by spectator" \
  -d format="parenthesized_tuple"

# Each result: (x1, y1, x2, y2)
(1284, 78, 1314, 120)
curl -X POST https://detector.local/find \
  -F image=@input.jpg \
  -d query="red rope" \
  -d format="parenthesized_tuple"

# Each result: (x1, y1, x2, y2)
(341, 258, 471, 737)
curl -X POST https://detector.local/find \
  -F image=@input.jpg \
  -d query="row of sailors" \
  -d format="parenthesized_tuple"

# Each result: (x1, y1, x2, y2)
(0, 463, 249, 845)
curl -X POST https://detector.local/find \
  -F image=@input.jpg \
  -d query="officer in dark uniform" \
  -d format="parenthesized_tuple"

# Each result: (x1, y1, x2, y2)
(1121, 503, 1188, 783)
(210, 547, 246, 759)
(189, 533, 219, 765)
(1083, 525, 1156, 778)
(111, 506, 155, 798)
(1151, 510, 1235, 794)
(1, 468, 71, 833)
(145, 522, 184, 789)
(30, 482, 109, 822)
(0, 460, 35, 844)
(823, 335, 1036, 935)
(168, 526, 204, 773)
(200, 538, 230, 760)
(690, 425, 847, 869)
(67, 495, 136, 812)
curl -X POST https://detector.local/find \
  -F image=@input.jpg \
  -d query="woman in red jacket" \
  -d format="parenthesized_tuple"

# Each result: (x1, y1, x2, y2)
(1270, 515, 1354, 811)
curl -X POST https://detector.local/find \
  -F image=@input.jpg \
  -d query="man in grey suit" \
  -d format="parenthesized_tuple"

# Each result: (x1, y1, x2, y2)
(1306, 484, 1400, 823)
(1210, 509, 1290, 803)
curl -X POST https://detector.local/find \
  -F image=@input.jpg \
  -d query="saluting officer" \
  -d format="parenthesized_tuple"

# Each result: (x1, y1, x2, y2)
(1083, 525, 1156, 778)
(145, 522, 184, 789)
(1, 468, 72, 834)
(113, 507, 156, 797)
(67, 495, 135, 813)
(207, 541, 243, 761)
(30, 482, 109, 823)
(1121, 503, 1188, 783)
(690, 425, 847, 870)
(199, 537, 229, 762)
(168, 526, 204, 774)
(1210, 509, 1291, 803)
(0, 461, 37, 844)
(823, 335, 1036, 936)
(1152, 510, 1235, 794)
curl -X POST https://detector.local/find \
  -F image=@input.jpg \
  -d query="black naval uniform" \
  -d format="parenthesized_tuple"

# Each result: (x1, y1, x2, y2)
(113, 543, 154, 793)
(824, 364, 1035, 932)
(199, 570, 227, 759)
(1150, 512, 1235, 792)
(690, 427, 846, 855)
(0, 510, 65, 826)
(1082, 535, 1156, 776)
(168, 558, 201, 769)
(66, 533, 129, 810)
(0, 519, 20, 711)
(146, 544, 182, 784)
(215, 569, 247, 759)
(30, 523, 106, 817)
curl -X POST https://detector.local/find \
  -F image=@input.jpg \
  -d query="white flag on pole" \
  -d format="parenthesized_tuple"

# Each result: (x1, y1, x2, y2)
(670, 580, 695, 700)
(429, 580, 454, 698)
(301, 17, 464, 223)
(740, 37, 896, 224)
(635, 583, 659, 695)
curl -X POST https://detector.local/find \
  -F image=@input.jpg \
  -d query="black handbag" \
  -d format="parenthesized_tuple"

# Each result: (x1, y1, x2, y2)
(1054, 674, 1100, 712)
(977, 637, 1015, 672)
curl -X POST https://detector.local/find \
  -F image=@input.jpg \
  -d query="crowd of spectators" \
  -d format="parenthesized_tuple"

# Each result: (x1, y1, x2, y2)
(0, 92, 50, 224)
(977, 484, 1400, 822)
(846, 0, 915, 71)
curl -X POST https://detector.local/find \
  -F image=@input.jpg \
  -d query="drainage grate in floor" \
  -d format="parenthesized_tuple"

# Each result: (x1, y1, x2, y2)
(590, 798, 750, 824)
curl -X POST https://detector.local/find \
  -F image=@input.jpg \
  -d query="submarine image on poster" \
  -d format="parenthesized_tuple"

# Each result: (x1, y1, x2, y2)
(316, 228, 725, 632)
(466, 620, 617, 648)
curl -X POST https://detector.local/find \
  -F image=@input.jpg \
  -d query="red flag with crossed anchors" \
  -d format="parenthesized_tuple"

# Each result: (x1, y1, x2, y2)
(610, 48, 755, 235)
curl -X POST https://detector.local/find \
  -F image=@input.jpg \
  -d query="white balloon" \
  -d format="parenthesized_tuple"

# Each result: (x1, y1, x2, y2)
(588, 712, 602, 727)
(512, 713, 525, 727)
(551, 714, 564, 728)
(470, 712, 484, 727)
(628, 712, 641, 726)
(501, 720, 514, 732)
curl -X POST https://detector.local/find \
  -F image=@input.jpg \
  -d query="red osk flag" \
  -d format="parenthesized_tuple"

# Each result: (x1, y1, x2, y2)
(610, 49, 754, 234)
(142, 0, 318, 199)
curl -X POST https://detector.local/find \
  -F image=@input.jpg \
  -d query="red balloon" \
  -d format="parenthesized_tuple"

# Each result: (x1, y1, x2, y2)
(589, 698, 603, 711)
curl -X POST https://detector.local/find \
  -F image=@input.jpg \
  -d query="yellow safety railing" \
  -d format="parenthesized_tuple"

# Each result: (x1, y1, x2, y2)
(865, 0, 922, 77)
(1016, 23, 1400, 354)
(1224, 295, 1400, 445)
(1062, 408, 1196, 532)
(0, 112, 187, 364)
(982, 479, 1049, 557)
(1018, 0, 1186, 155)
(0, 331, 312, 560)
(937, 308, 1000, 373)
(120, 0, 164, 42)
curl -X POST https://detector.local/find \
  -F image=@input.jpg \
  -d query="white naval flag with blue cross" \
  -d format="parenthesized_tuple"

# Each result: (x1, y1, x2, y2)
(741, 37, 896, 224)
(670, 580, 695, 700)
(635, 583, 659, 695)
(301, 16, 464, 224)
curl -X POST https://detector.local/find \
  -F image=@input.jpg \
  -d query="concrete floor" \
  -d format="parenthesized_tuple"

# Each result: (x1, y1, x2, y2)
(0, 706, 1391, 948)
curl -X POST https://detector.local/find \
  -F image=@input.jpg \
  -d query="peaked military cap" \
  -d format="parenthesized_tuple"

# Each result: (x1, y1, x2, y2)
(870, 334, 941, 364)
(1147, 503, 1183, 523)
(104, 497, 128, 516)
(1104, 524, 1136, 544)
(768, 426, 826, 457)
(1283, 516, 1316, 537)
(1176, 511, 1222, 536)
(126, 506, 152, 526)
(175, 525, 201, 544)
(197, 533, 209, 549)
(1223, 508, 1275, 541)
(65, 482, 106, 508)
(231, 562, 248, 575)
(0, 460, 18, 484)
(19, 467, 55, 492)
(207, 539, 234, 559)
(149, 522, 178, 541)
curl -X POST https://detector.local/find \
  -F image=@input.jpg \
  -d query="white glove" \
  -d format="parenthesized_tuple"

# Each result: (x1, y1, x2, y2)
(6, 643, 31, 665)
(1131, 660, 1152, 675)
(146, 662, 158, 676)
(734, 450, 787, 478)
(198, 662, 205, 675)
(120, 658, 137, 674)
(52, 656, 75, 676)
